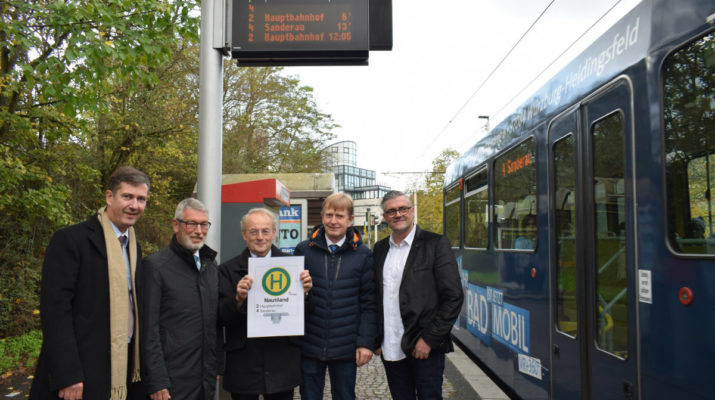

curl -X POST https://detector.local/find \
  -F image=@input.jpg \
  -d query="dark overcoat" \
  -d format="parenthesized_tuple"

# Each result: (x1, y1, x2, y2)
(138, 236, 219, 400)
(30, 214, 144, 400)
(218, 246, 303, 395)
(373, 225, 464, 355)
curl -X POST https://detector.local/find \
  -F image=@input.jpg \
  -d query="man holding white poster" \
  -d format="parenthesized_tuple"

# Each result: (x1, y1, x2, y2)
(218, 208, 312, 400)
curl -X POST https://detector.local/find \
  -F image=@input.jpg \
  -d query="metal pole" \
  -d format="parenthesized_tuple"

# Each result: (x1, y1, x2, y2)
(413, 191, 418, 225)
(373, 214, 377, 246)
(197, 0, 224, 263)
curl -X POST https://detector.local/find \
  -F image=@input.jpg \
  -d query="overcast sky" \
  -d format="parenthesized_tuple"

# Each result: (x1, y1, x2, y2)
(285, 0, 642, 191)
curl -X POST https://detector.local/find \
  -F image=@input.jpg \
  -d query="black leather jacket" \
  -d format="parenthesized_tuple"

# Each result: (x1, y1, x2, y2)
(373, 225, 464, 354)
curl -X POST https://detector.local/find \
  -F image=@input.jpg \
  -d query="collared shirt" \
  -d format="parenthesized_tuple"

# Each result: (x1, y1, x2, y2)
(109, 222, 132, 291)
(325, 234, 346, 251)
(381, 224, 417, 361)
(249, 249, 273, 258)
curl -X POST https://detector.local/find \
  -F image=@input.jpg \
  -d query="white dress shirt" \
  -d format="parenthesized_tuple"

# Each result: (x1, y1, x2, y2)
(381, 224, 416, 361)
(250, 249, 273, 258)
(325, 234, 346, 250)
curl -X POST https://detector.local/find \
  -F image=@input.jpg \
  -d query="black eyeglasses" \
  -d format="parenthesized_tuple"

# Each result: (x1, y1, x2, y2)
(176, 219, 211, 231)
(384, 206, 412, 217)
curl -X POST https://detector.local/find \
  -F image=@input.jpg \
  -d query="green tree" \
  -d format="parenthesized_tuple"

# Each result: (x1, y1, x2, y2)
(414, 149, 460, 234)
(222, 66, 336, 173)
(0, 0, 200, 337)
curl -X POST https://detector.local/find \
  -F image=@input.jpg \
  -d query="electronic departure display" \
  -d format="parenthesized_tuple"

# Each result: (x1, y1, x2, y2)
(231, 0, 370, 65)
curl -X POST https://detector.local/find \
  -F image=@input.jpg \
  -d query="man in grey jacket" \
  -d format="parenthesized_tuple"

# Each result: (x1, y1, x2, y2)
(138, 198, 219, 400)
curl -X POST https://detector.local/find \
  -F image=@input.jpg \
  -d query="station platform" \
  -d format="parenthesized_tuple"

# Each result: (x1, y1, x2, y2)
(218, 343, 510, 399)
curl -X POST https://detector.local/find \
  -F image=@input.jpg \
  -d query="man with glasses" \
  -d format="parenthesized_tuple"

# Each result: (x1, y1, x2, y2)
(295, 193, 377, 400)
(373, 190, 464, 400)
(138, 198, 220, 400)
(218, 208, 312, 400)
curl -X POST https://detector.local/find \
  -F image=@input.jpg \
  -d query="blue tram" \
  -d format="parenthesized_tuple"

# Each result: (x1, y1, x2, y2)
(443, 0, 715, 398)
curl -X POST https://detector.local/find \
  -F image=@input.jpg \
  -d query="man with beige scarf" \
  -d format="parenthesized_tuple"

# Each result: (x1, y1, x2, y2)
(30, 166, 149, 400)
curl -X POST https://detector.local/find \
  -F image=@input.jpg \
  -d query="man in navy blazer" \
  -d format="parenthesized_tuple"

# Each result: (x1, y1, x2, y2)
(30, 166, 150, 400)
(373, 190, 464, 400)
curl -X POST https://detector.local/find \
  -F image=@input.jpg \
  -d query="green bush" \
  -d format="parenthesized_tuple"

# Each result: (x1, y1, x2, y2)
(0, 329, 42, 375)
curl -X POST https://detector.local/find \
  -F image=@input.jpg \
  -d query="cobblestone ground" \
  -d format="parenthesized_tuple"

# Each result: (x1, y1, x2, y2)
(287, 356, 455, 399)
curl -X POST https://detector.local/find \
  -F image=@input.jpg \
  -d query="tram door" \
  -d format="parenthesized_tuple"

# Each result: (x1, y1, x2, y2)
(549, 80, 638, 399)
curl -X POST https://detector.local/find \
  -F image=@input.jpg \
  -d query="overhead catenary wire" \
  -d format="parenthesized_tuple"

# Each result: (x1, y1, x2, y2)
(456, 0, 624, 150)
(417, 0, 556, 160)
(487, 0, 625, 127)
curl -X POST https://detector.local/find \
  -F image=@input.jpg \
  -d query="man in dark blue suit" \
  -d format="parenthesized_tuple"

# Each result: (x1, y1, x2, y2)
(373, 190, 464, 400)
(30, 166, 150, 400)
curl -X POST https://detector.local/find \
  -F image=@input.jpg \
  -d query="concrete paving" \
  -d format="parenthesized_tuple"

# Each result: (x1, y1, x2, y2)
(446, 345, 510, 400)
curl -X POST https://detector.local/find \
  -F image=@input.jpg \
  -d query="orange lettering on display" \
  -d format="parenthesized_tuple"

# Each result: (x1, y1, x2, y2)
(501, 154, 532, 176)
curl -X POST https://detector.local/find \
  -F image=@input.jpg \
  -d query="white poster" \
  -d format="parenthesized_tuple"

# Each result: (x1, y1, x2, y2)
(247, 256, 305, 338)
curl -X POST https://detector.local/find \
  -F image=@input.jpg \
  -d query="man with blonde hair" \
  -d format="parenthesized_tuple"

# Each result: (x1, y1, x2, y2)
(294, 193, 377, 400)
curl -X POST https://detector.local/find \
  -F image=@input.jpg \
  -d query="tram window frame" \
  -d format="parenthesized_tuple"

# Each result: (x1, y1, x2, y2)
(445, 183, 462, 248)
(591, 110, 629, 360)
(493, 137, 538, 251)
(464, 167, 489, 250)
(663, 30, 715, 257)
(553, 134, 578, 338)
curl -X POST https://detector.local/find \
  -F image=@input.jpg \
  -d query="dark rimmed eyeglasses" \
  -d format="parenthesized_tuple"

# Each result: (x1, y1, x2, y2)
(384, 206, 412, 217)
(176, 218, 211, 231)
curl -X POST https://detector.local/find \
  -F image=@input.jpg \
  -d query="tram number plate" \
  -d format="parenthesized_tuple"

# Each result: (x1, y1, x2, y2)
(518, 354, 542, 380)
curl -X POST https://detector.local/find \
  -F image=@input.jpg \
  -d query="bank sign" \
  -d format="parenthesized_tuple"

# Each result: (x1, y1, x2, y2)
(279, 206, 301, 254)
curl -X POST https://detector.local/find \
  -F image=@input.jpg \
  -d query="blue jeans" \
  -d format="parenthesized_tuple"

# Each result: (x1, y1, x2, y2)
(381, 352, 446, 400)
(300, 357, 357, 400)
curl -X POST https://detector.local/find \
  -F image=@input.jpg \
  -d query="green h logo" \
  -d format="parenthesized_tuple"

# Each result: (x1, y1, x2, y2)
(262, 267, 290, 296)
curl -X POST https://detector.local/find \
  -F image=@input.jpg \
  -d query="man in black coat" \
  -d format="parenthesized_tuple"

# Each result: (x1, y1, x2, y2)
(30, 166, 150, 400)
(373, 190, 464, 400)
(139, 198, 219, 400)
(218, 208, 312, 400)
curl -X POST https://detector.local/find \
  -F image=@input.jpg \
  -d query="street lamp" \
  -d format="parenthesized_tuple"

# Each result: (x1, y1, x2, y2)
(478, 115, 490, 133)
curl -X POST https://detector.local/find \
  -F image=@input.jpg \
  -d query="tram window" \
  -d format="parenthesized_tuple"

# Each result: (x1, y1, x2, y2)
(664, 31, 715, 255)
(494, 138, 537, 250)
(554, 135, 578, 337)
(445, 184, 461, 247)
(592, 112, 629, 359)
(465, 168, 489, 249)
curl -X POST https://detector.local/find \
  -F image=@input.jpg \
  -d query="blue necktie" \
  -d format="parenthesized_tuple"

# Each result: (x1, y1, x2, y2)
(194, 254, 201, 271)
(329, 244, 338, 254)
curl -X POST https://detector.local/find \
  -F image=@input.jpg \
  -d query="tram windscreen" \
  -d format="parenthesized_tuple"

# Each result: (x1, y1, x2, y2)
(664, 31, 715, 255)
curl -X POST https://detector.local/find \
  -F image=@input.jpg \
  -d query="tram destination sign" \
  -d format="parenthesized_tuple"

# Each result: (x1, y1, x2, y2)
(231, 0, 370, 65)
